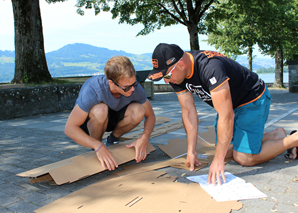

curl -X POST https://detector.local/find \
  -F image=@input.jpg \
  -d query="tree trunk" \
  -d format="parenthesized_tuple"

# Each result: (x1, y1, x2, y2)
(248, 46, 253, 71)
(187, 23, 200, 51)
(11, 0, 52, 83)
(273, 49, 284, 88)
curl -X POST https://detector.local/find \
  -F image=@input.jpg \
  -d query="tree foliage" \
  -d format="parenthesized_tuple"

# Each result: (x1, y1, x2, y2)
(204, 0, 298, 87)
(256, 0, 298, 87)
(76, 0, 217, 50)
(204, 0, 262, 70)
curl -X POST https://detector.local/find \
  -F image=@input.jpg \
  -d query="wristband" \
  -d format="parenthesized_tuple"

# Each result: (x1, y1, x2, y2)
(95, 143, 103, 152)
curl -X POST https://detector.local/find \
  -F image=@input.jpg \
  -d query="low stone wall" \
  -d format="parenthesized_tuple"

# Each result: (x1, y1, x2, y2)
(0, 84, 82, 120)
(0, 82, 289, 120)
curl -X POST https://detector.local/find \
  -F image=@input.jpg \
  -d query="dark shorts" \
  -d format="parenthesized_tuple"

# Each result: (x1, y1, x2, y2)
(80, 104, 129, 135)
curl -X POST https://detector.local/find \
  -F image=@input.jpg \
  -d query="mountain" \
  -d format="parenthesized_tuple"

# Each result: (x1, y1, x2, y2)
(0, 50, 15, 82)
(0, 43, 275, 83)
(235, 55, 274, 71)
(46, 43, 152, 77)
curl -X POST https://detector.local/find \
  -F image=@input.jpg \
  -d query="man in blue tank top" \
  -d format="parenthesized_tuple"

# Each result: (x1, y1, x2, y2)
(65, 56, 156, 171)
(148, 43, 298, 186)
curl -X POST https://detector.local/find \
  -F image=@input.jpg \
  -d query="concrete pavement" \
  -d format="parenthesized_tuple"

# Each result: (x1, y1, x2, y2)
(0, 87, 297, 212)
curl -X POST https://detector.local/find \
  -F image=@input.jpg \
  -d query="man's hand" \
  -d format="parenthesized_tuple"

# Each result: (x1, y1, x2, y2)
(95, 144, 118, 171)
(126, 138, 147, 163)
(186, 151, 201, 171)
(207, 158, 226, 186)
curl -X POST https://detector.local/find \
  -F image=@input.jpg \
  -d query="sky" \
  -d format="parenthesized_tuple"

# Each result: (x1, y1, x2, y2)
(0, 0, 269, 58)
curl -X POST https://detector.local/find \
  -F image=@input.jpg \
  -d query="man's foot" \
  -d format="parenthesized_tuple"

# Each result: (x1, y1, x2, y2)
(263, 127, 287, 142)
(284, 130, 298, 160)
(106, 134, 119, 147)
(273, 127, 287, 140)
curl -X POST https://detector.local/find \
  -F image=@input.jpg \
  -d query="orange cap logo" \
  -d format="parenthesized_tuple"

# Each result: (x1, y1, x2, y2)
(166, 57, 176, 65)
(152, 59, 158, 68)
(148, 72, 163, 80)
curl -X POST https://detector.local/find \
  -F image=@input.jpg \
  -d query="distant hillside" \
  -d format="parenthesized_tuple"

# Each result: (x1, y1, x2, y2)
(235, 55, 274, 71)
(0, 50, 15, 82)
(0, 43, 275, 83)
(46, 43, 152, 77)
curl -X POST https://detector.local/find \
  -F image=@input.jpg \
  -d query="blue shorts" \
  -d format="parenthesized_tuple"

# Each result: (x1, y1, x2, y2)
(214, 87, 272, 154)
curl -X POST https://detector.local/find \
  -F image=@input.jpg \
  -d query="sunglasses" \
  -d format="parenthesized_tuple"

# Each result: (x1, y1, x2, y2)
(164, 58, 182, 79)
(112, 76, 139, 92)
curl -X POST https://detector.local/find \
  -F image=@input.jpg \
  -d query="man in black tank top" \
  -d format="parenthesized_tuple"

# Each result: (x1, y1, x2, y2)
(148, 43, 298, 185)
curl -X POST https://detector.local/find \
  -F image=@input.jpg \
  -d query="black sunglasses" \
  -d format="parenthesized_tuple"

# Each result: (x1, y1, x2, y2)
(112, 76, 139, 92)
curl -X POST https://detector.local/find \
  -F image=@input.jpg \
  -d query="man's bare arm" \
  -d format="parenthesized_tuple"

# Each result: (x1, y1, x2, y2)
(64, 104, 101, 150)
(64, 104, 118, 170)
(177, 91, 200, 171)
(208, 81, 234, 185)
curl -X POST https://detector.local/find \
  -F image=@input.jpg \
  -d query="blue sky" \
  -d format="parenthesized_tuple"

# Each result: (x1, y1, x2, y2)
(0, 0, 269, 58)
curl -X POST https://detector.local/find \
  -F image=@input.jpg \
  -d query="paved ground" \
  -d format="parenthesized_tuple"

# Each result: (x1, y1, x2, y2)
(0, 87, 297, 213)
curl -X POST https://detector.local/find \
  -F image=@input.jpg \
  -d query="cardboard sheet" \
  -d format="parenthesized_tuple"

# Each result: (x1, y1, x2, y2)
(16, 117, 170, 185)
(113, 158, 189, 177)
(35, 171, 242, 213)
(121, 119, 184, 140)
(158, 127, 232, 165)
(17, 141, 155, 185)
(158, 136, 215, 162)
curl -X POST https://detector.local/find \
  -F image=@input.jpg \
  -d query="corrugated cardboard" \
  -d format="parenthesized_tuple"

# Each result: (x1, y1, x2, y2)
(34, 170, 242, 213)
(17, 116, 187, 185)
(121, 120, 185, 140)
(16, 117, 170, 185)
(17, 141, 155, 185)
(158, 127, 232, 165)
(113, 158, 189, 177)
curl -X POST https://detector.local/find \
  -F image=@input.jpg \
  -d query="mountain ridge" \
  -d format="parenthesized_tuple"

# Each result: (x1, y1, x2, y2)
(0, 43, 275, 83)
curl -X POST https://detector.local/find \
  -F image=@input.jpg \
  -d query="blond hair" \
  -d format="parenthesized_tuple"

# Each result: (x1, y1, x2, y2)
(104, 56, 136, 83)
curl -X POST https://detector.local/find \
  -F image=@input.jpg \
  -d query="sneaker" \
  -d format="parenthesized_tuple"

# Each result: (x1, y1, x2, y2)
(105, 135, 119, 147)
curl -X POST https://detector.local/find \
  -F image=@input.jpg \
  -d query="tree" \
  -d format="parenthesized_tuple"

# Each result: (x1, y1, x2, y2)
(257, 0, 298, 87)
(204, 0, 298, 87)
(204, 0, 261, 71)
(76, 0, 217, 51)
(11, 0, 60, 83)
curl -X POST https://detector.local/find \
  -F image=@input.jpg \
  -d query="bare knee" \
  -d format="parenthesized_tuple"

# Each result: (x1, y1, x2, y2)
(129, 103, 145, 124)
(89, 103, 108, 124)
(233, 152, 258, 167)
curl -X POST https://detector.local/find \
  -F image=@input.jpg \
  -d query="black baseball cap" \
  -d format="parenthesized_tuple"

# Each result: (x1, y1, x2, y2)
(148, 43, 184, 81)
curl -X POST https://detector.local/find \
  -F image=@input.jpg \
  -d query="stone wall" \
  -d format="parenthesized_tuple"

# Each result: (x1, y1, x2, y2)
(0, 84, 82, 120)
(0, 81, 289, 120)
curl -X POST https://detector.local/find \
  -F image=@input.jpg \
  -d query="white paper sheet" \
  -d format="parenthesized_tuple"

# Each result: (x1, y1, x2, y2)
(187, 172, 267, 202)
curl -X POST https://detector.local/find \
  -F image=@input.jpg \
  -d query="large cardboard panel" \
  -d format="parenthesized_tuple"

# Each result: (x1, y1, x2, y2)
(114, 158, 208, 175)
(113, 158, 188, 177)
(17, 117, 170, 185)
(35, 171, 242, 213)
(17, 141, 155, 185)
(198, 127, 216, 145)
(158, 127, 232, 165)
(158, 136, 213, 159)
(121, 120, 185, 140)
